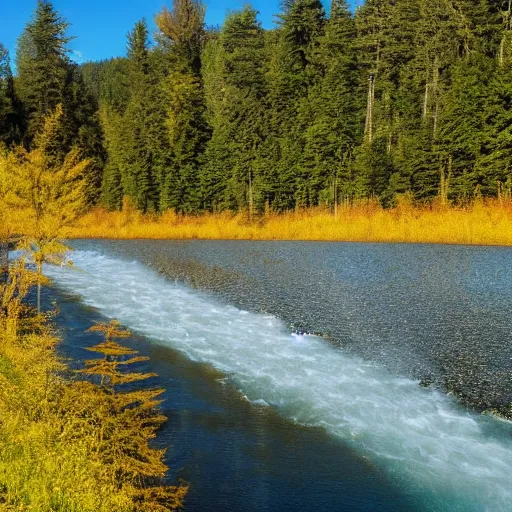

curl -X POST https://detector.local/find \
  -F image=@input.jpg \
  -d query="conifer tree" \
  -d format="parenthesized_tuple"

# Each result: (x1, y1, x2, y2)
(78, 320, 188, 509)
(302, 0, 359, 206)
(264, 0, 326, 209)
(123, 20, 166, 212)
(0, 105, 89, 311)
(156, 0, 209, 213)
(202, 6, 267, 213)
(16, 1, 104, 204)
(155, 0, 205, 74)
(28, 0, 512, 212)
(16, 0, 72, 144)
(0, 44, 22, 146)
(100, 21, 170, 212)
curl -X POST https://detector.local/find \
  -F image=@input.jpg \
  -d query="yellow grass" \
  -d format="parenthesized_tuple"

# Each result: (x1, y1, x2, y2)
(63, 198, 512, 247)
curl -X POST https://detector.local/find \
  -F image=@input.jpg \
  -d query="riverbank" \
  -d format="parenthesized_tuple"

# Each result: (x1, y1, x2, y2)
(63, 199, 512, 246)
(0, 263, 187, 511)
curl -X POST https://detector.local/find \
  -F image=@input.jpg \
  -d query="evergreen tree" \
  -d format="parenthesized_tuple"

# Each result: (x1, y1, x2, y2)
(0, 44, 22, 146)
(156, 0, 209, 213)
(302, 0, 359, 206)
(202, 6, 267, 213)
(16, 1, 104, 204)
(265, 0, 326, 209)
(82, 58, 131, 209)
(100, 21, 170, 212)
(16, 0, 72, 144)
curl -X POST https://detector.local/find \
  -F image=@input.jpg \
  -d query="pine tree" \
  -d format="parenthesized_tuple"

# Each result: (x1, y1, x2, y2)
(264, 0, 326, 209)
(155, 0, 205, 74)
(122, 20, 162, 212)
(18, 0, 512, 213)
(78, 320, 188, 509)
(0, 44, 22, 146)
(156, 0, 209, 213)
(302, 0, 359, 206)
(1, 105, 89, 310)
(16, 0, 72, 144)
(202, 6, 267, 213)
(101, 20, 170, 213)
(16, 1, 104, 204)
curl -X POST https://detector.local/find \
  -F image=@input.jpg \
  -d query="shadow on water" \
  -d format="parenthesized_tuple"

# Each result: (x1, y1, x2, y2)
(47, 285, 416, 512)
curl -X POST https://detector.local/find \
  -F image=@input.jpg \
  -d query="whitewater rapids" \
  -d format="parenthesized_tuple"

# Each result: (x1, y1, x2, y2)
(46, 250, 512, 512)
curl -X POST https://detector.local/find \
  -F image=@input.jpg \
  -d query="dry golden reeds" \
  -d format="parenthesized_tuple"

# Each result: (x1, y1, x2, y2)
(61, 197, 512, 247)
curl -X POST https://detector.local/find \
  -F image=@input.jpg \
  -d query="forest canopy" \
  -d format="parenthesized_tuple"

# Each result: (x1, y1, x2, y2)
(2, 0, 512, 214)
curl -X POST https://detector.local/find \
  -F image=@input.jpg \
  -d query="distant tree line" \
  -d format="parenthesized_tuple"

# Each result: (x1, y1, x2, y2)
(2, 0, 512, 214)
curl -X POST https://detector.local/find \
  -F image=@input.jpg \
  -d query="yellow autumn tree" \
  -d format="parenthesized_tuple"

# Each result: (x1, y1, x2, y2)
(0, 104, 90, 310)
(0, 144, 16, 272)
(76, 320, 188, 510)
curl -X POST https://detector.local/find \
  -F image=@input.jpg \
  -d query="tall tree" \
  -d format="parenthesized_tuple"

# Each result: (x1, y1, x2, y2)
(16, 1, 104, 204)
(16, 0, 71, 144)
(202, 6, 267, 213)
(265, 0, 326, 209)
(0, 44, 22, 146)
(102, 20, 170, 212)
(156, 0, 209, 213)
(302, 0, 359, 206)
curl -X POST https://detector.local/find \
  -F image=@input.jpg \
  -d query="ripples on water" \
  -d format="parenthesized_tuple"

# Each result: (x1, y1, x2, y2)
(45, 243, 512, 512)
(75, 240, 512, 415)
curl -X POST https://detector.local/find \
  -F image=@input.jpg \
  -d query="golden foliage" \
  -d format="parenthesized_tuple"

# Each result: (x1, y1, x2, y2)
(155, 0, 205, 47)
(1, 136, 88, 239)
(0, 105, 187, 511)
(0, 105, 90, 311)
(81, 321, 158, 386)
(65, 197, 512, 246)
(0, 268, 187, 510)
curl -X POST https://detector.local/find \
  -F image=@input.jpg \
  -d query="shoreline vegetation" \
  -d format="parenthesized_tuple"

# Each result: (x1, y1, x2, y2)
(0, 258, 187, 512)
(0, 260, 188, 511)
(65, 197, 512, 247)
(0, 104, 187, 511)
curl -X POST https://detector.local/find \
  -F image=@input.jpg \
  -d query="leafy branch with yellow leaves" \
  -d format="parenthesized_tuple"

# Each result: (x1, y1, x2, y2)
(0, 106, 188, 510)
(0, 104, 88, 311)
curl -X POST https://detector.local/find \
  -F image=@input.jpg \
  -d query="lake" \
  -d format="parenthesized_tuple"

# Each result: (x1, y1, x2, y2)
(43, 240, 512, 512)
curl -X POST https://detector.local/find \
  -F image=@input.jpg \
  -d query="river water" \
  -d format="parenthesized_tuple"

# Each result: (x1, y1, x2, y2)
(43, 240, 512, 512)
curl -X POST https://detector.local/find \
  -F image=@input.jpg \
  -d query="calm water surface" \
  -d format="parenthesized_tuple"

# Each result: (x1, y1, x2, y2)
(42, 240, 512, 511)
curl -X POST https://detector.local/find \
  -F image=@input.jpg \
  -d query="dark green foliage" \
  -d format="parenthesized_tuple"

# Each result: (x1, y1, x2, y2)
(14, 1, 104, 205)
(9, 0, 512, 212)
(16, 0, 71, 143)
(202, 6, 267, 212)
(156, 0, 210, 213)
(0, 44, 23, 146)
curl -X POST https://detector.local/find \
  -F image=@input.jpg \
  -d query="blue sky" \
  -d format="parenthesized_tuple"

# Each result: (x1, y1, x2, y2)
(2, 0, 362, 65)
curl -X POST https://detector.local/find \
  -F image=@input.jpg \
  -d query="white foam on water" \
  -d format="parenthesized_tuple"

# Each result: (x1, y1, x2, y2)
(46, 250, 512, 511)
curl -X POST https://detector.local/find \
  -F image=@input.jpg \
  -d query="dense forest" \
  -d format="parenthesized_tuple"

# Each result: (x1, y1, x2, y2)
(2, 0, 512, 214)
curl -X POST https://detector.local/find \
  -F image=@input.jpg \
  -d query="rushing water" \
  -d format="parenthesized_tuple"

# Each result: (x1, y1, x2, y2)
(43, 241, 512, 512)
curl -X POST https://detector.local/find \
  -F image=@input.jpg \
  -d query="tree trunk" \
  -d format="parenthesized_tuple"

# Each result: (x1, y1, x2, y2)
(248, 170, 254, 223)
(37, 261, 42, 314)
(365, 74, 375, 144)
(422, 82, 430, 120)
(432, 58, 440, 139)
(500, 1, 512, 68)
(333, 173, 338, 219)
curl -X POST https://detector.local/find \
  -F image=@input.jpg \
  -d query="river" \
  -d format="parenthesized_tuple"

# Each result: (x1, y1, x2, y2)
(43, 240, 512, 512)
